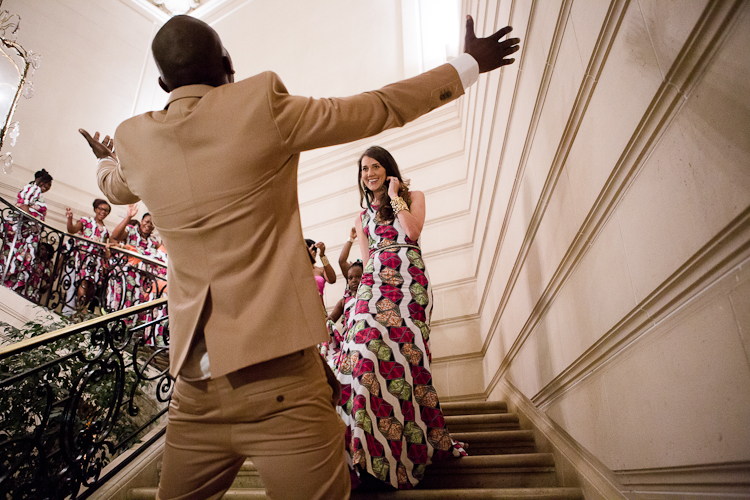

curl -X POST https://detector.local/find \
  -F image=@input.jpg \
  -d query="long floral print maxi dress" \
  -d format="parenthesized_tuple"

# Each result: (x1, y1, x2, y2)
(335, 206, 466, 490)
(2, 184, 47, 294)
(73, 216, 110, 288)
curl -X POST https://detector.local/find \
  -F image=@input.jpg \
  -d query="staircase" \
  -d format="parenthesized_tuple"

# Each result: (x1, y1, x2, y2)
(127, 401, 583, 499)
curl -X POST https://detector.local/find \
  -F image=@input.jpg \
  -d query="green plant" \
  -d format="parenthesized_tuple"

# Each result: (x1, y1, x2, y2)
(0, 314, 162, 498)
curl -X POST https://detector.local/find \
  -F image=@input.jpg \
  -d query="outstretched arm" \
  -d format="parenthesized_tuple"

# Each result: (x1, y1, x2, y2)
(65, 208, 83, 234)
(79, 129, 140, 205)
(111, 203, 139, 242)
(338, 227, 357, 277)
(269, 18, 519, 154)
(316, 242, 337, 284)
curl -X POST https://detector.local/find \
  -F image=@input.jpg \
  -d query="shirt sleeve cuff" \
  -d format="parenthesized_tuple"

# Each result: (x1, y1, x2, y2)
(97, 156, 118, 167)
(449, 53, 480, 90)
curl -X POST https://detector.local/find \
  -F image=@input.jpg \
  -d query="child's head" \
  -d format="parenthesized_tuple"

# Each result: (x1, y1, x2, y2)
(39, 243, 54, 261)
(347, 261, 363, 293)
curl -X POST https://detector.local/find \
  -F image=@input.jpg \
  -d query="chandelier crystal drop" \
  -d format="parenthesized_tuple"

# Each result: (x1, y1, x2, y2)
(0, 151, 13, 174)
(149, 0, 202, 16)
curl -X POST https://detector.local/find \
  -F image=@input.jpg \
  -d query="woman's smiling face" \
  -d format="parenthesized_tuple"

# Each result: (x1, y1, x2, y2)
(360, 156, 387, 193)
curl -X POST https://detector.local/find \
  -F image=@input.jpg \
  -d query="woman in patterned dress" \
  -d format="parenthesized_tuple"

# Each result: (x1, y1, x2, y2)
(108, 204, 168, 344)
(2, 169, 53, 296)
(336, 146, 466, 490)
(65, 198, 112, 310)
(109, 204, 165, 310)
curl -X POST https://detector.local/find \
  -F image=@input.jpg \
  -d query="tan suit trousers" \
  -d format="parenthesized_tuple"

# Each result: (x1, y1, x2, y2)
(157, 348, 350, 500)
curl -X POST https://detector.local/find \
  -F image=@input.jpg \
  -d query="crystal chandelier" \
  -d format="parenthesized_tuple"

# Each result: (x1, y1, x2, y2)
(0, 0, 39, 174)
(148, 0, 202, 16)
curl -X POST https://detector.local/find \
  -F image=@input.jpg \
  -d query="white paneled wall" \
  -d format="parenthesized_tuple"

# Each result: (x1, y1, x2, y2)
(422, 0, 750, 497)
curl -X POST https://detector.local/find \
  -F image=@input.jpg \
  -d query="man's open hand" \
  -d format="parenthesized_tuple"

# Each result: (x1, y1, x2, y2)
(79, 129, 117, 161)
(464, 15, 520, 73)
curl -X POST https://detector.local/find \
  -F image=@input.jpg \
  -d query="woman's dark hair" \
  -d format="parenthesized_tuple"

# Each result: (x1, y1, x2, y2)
(93, 198, 111, 211)
(142, 212, 151, 220)
(32, 169, 53, 185)
(39, 242, 54, 258)
(304, 238, 316, 264)
(357, 146, 410, 222)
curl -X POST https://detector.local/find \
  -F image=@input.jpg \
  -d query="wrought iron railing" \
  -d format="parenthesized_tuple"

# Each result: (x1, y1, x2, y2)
(0, 197, 167, 321)
(0, 297, 171, 499)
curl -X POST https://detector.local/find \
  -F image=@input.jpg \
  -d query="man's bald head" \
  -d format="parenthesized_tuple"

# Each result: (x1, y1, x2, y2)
(152, 15, 234, 91)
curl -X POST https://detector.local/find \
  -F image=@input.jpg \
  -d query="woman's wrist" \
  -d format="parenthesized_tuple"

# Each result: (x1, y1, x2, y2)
(320, 255, 330, 266)
(391, 196, 409, 216)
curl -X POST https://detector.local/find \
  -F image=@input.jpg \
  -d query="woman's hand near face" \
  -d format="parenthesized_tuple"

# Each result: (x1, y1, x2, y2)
(315, 241, 326, 256)
(387, 176, 401, 199)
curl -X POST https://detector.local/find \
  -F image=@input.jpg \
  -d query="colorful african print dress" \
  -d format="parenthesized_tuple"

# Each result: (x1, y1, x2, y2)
(2, 184, 47, 296)
(105, 225, 167, 344)
(324, 287, 356, 371)
(73, 216, 110, 286)
(336, 206, 466, 490)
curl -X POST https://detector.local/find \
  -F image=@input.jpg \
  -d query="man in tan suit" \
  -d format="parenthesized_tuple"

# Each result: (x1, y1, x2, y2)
(81, 14, 518, 500)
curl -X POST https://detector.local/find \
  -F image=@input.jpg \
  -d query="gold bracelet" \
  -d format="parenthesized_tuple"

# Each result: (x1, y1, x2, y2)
(347, 237, 355, 244)
(321, 255, 330, 266)
(390, 196, 409, 216)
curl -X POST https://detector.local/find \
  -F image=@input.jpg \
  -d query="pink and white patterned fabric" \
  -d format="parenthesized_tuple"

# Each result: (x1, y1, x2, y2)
(334, 206, 466, 490)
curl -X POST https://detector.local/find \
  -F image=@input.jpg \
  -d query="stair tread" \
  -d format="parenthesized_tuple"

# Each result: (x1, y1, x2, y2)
(453, 430, 535, 442)
(428, 453, 555, 471)
(442, 401, 508, 415)
(128, 487, 583, 500)
(445, 413, 520, 425)
(354, 487, 584, 499)
(238, 451, 549, 472)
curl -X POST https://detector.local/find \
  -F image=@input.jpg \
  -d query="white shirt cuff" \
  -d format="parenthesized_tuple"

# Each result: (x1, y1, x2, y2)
(449, 53, 480, 90)
(97, 156, 118, 167)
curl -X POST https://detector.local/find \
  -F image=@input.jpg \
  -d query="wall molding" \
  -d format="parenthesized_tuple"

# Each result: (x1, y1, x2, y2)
(481, 0, 627, 401)
(496, 377, 628, 500)
(616, 461, 750, 498)
(472, 0, 575, 327)
(480, 0, 747, 407)
(534, 208, 750, 408)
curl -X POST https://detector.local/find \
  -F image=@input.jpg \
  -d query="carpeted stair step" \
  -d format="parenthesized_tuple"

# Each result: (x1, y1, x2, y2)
(127, 488, 269, 499)
(353, 487, 584, 499)
(441, 401, 507, 416)
(231, 460, 264, 488)
(445, 412, 521, 432)
(419, 454, 557, 489)
(453, 430, 536, 455)
(128, 486, 584, 499)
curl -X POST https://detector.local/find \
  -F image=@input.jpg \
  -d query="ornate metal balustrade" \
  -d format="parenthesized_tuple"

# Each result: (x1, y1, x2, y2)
(0, 197, 167, 321)
(0, 297, 171, 499)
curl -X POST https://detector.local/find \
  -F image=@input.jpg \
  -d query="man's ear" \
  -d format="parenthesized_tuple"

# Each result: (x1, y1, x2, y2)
(222, 53, 235, 83)
(158, 76, 171, 93)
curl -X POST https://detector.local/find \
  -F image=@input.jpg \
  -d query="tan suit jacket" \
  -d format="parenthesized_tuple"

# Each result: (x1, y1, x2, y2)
(98, 65, 464, 378)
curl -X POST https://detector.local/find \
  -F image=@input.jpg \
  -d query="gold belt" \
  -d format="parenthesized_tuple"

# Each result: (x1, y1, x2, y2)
(369, 243, 421, 256)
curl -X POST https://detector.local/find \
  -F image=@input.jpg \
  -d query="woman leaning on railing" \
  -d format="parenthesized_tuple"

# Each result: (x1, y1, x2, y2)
(0, 196, 167, 321)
